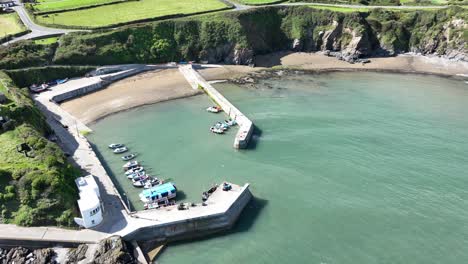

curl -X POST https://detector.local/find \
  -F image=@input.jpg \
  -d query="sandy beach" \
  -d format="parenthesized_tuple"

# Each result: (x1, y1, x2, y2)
(61, 52, 467, 125)
(61, 68, 200, 124)
(198, 52, 468, 81)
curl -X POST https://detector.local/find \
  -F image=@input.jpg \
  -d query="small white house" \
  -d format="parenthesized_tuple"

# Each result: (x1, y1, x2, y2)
(74, 175, 103, 228)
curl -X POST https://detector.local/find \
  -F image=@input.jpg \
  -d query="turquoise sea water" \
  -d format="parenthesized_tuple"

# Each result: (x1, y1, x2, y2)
(89, 72, 468, 264)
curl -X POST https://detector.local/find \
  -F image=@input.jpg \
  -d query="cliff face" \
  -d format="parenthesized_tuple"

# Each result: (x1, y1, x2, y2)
(2, 6, 466, 69)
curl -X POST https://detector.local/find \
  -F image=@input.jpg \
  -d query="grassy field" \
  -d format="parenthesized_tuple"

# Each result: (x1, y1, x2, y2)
(237, 0, 286, 5)
(36, 0, 229, 28)
(34, 36, 60, 45)
(32, 0, 123, 13)
(0, 13, 28, 38)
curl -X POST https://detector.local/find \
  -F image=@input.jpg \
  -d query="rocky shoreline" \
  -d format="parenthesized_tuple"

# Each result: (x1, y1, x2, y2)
(0, 236, 136, 264)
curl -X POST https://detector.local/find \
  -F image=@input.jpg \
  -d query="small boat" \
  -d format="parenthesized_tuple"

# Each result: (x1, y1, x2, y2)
(123, 160, 139, 170)
(109, 143, 124, 149)
(206, 106, 222, 113)
(133, 180, 146, 188)
(210, 126, 224, 134)
(29, 83, 49, 93)
(56, 78, 69, 84)
(47, 80, 57, 87)
(144, 202, 160, 210)
(132, 174, 148, 183)
(225, 119, 237, 127)
(139, 182, 177, 203)
(125, 166, 144, 176)
(144, 178, 162, 189)
(127, 171, 145, 179)
(121, 154, 136, 161)
(113, 147, 128, 154)
(215, 122, 229, 130)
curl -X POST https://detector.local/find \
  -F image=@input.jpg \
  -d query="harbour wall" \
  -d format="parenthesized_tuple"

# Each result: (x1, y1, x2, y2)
(51, 66, 160, 103)
(179, 65, 254, 149)
(123, 184, 252, 242)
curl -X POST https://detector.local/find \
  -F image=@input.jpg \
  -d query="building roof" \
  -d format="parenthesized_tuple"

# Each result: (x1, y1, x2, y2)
(77, 190, 100, 211)
(0, 0, 14, 3)
(75, 175, 100, 197)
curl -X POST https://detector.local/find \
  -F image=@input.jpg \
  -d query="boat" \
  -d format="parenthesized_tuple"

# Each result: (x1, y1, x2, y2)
(127, 171, 146, 179)
(210, 126, 224, 134)
(132, 174, 148, 183)
(139, 182, 177, 203)
(225, 119, 237, 127)
(113, 147, 128, 154)
(29, 84, 49, 93)
(206, 106, 222, 113)
(125, 166, 144, 176)
(215, 122, 229, 130)
(123, 161, 139, 170)
(121, 154, 136, 161)
(109, 143, 124, 149)
(56, 78, 69, 84)
(144, 178, 162, 189)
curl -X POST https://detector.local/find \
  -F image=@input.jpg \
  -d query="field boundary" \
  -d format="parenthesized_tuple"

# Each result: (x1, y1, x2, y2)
(33, 5, 234, 30)
(0, 29, 31, 44)
(28, 0, 138, 16)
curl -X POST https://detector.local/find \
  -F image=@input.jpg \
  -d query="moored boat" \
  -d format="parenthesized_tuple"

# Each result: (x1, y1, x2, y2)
(206, 106, 222, 113)
(210, 126, 224, 134)
(125, 166, 144, 176)
(113, 147, 128, 154)
(109, 143, 124, 149)
(139, 182, 177, 203)
(123, 160, 139, 170)
(127, 171, 146, 179)
(121, 154, 136, 161)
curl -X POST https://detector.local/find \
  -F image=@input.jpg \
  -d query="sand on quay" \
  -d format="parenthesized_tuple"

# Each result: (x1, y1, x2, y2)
(61, 68, 201, 124)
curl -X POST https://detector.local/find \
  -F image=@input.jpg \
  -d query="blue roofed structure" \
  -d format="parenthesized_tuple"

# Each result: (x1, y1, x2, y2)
(139, 182, 177, 203)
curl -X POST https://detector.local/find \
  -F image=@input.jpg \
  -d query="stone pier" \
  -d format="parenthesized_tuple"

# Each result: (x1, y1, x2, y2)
(179, 64, 254, 149)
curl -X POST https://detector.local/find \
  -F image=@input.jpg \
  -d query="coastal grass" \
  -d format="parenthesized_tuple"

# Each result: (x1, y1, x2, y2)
(34, 36, 60, 45)
(35, 0, 229, 28)
(31, 0, 121, 13)
(0, 72, 79, 227)
(0, 13, 28, 38)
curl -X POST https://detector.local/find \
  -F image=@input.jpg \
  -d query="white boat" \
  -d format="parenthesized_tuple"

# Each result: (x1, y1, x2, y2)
(121, 154, 136, 161)
(225, 119, 237, 127)
(125, 166, 144, 176)
(206, 106, 222, 113)
(144, 178, 161, 189)
(210, 126, 224, 134)
(215, 122, 229, 130)
(133, 180, 146, 188)
(127, 171, 146, 179)
(113, 147, 128, 154)
(123, 161, 139, 170)
(109, 143, 124, 149)
(132, 174, 148, 183)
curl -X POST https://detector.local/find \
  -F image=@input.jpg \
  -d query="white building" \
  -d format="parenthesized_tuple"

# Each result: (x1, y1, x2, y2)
(74, 175, 103, 228)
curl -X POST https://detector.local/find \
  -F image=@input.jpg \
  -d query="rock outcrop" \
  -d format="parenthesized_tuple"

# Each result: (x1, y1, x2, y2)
(90, 236, 135, 264)
(0, 247, 56, 264)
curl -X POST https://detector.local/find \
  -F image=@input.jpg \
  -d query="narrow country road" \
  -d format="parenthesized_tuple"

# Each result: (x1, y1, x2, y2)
(2, 0, 76, 45)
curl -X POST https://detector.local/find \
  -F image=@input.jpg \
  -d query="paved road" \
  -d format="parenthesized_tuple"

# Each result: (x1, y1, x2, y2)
(2, 1, 76, 46)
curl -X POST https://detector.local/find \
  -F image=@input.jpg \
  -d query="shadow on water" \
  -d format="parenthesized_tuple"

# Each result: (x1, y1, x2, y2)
(245, 125, 263, 150)
(163, 196, 268, 247)
(91, 142, 137, 212)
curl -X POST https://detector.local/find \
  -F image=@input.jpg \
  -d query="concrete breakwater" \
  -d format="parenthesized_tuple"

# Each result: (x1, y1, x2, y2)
(179, 65, 254, 149)
(123, 184, 252, 242)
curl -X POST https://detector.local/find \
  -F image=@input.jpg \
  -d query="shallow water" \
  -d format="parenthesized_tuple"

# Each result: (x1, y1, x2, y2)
(89, 72, 468, 264)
